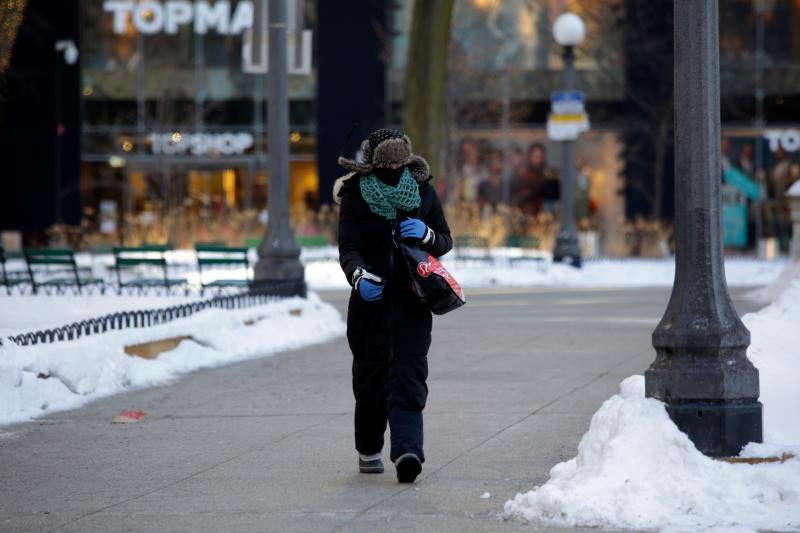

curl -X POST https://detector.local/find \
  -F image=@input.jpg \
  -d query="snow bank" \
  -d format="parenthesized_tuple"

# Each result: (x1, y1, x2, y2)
(504, 280, 800, 531)
(306, 257, 788, 291)
(743, 279, 800, 446)
(746, 260, 800, 305)
(0, 294, 345, 426)
(504, 376, 800, 531)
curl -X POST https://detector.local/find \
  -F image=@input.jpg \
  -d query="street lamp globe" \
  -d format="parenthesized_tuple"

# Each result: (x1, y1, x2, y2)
(553, 13, 585, 46)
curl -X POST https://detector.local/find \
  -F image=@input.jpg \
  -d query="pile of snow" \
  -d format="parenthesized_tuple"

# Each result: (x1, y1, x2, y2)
(306, 257, 788, 291)
(743, 278, 800, 446)
(504, 376, 800, 531)
(505, 279, 800, 531)
(747, 260, 800, 305)
(0, 294, 345, 426)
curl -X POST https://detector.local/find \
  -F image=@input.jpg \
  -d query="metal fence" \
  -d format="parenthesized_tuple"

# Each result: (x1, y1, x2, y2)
(3, 281, 303, 347)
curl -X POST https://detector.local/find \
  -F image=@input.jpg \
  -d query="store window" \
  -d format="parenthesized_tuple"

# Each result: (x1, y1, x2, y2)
(390, 0, 627, 253)
(448, 0, 624, 105)
(78, 0, 320, 247)
(720, 0, 800, 66)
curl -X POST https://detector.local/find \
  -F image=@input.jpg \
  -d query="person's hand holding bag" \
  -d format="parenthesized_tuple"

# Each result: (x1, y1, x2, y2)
(352, 267, 385, 301)
(399, 218, 435, 246)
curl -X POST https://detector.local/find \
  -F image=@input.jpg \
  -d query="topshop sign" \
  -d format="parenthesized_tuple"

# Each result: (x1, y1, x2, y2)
(148, 133, 254, 155)
(104, 1, 254, 34)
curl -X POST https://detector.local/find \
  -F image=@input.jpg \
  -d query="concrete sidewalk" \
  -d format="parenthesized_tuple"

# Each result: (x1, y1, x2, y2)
(0, 288, 762, 532)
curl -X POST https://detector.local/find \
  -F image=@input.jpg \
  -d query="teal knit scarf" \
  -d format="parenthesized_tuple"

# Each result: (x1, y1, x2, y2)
(360, 167, 421, 220)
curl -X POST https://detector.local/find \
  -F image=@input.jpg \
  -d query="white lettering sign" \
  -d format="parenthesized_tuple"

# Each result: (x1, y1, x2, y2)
(104, 0, 253, 35)
(133, 1, 165, 34)
(195, 0, 230, 33)
(166, 1, 193, 33)
(148, 133, 254, 155)
(764, 129, 800, 153)
(242, 28, 312, 74)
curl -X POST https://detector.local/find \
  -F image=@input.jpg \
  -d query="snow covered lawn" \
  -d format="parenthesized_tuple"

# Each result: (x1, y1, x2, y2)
(0, 257, 784, 338)
(307, 257, 788, 291)
(3, 252, 784, 295)
(504, 278, 800, 531)
(0, 294, 204, 337)
(0, 294, 345, 426)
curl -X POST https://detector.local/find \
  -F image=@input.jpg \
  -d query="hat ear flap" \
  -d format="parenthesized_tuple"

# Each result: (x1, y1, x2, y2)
(360, 139, 373, 164)
(402, 134, 412, 153)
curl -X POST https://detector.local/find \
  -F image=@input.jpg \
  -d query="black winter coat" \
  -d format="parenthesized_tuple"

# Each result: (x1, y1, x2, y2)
(338, 174, 453, 293)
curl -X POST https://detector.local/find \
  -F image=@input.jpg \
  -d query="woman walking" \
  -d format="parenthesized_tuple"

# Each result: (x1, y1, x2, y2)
(335, 129, 453, 483)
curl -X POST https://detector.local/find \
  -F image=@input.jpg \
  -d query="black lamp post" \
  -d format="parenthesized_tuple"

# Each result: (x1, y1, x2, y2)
(645, 0, 762, 457)
(552, 13, 585, 268)
(253, 0, 306, 296)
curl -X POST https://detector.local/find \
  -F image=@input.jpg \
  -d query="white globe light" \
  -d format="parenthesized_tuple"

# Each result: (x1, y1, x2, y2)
(553, 13, 586, 46)
(64, 44, 79, 65)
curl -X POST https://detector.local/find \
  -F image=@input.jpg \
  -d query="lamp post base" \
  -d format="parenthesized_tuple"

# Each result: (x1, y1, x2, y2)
(553, 232, 582, 268)
(254, 249, 306, 298)
(251, 276, 307, 298)
(646, 346, 762, 456)
(662, 400, 763, 457)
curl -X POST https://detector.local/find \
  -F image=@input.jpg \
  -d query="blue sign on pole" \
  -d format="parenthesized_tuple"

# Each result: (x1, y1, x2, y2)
(550, 91, 585, 115)
(548, 91, 589, 141)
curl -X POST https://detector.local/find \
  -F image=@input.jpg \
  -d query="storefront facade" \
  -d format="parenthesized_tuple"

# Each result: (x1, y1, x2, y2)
(79, 0, 317, 246)
(5, 0, 798, 252)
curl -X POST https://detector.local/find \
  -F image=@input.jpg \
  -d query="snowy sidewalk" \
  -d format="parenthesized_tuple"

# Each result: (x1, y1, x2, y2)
(0, 287, 765, 532)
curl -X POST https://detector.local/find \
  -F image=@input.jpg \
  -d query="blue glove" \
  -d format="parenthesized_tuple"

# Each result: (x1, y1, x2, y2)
(400, 218, 433, 244)
(353, 267, 385, 301)
(357, 278, 384, 301)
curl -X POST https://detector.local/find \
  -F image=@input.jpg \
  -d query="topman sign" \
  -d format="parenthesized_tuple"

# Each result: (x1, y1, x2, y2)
(104, 1, 254, 34)
(764, 129, 800, 153)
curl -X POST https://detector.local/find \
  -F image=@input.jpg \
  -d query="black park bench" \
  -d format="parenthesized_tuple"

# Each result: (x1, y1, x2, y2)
(454, 235, 491, 263)
(296, 234, 336, 262)
(24, 248, 105, 295)
(195, 243, 251, 295)
(113, 245, 186, 294)
(1, 247, 29, 295)
(506, 235, 546, 268)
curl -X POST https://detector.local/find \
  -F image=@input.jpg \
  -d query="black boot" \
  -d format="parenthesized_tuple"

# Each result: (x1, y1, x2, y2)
(394, 453, 422, 483)
(359, 454, 384, 474)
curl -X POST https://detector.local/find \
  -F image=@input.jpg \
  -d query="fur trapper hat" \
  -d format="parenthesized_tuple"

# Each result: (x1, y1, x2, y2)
(334, 129, 431, 203)
(337, 128, 430, 185)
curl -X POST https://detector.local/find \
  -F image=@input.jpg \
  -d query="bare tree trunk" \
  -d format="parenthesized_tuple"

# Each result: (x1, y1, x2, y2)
(402, 0, 455, 180)
(0, 0, 28, 74)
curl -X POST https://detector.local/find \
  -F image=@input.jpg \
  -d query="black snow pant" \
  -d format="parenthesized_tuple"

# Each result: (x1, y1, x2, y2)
(347, 290, 432, 463)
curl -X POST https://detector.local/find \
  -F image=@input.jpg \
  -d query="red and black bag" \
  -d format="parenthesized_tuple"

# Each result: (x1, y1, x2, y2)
(395, 238, 466, 315)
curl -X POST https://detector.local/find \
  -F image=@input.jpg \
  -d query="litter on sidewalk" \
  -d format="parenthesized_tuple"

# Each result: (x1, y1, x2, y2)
(111, 410, 146, 424)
